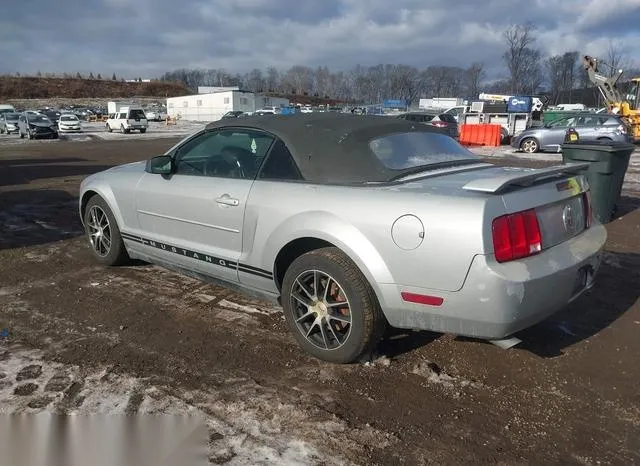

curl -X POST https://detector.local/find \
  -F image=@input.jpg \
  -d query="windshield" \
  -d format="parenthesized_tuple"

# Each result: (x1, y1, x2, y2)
(29, 115, 51, 123)
(60, 115, 78, 121)
(369, 131, 478, 170)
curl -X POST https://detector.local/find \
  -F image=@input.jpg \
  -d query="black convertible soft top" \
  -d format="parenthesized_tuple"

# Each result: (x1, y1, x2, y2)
(204, 113, 463, 184)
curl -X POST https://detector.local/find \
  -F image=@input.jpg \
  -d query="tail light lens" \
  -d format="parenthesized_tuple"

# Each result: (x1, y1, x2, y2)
(431, 121, 447, 127)
(492, 209, 542, 263)
(583, 191, 592, 228)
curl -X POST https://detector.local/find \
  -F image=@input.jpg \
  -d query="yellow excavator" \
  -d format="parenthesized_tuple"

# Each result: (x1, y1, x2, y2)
(583, 55, 640, 141)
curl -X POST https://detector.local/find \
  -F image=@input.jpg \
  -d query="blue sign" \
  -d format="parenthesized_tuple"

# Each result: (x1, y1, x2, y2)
(279, 107, 296, 115)
(383, 99, 407, 108)
(507, 96, 533, 113)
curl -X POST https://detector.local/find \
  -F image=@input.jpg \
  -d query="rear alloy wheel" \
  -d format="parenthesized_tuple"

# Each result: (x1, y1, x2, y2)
(83, 195, 130, 266)
(281, 247, 386, 364)
(520, 137, 539, 153)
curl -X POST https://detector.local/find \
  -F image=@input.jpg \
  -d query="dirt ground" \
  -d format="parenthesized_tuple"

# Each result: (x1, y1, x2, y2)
(0, 137, 639, 465)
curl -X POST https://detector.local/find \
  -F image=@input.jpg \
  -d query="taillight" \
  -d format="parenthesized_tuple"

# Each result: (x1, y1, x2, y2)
(431, 121, 447, 128)
(583, 191, 592, 228)
(492, 209, 542, 263)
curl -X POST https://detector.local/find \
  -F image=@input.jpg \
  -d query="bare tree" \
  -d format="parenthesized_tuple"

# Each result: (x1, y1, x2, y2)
(282, 65, 312, 94)
(464, 62, 485, 99)
(264, 67, 279, 92)
(606, 39, 628, 75)
(246, 68, 264, 92)
(502, 23, 542, 94)
(546, 55, 564, 103)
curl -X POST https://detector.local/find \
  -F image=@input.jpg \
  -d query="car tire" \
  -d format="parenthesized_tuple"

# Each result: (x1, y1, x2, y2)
(500, 127, 510, 145)
(106, 124, 112, 133)
(281, 247, 387, 364)
(83, 195, 130, 266)
(520, 137, 539, 153)
(140, 128, 146, 133)
(120, 125, 127, 134)
(28, 130, 33, 140)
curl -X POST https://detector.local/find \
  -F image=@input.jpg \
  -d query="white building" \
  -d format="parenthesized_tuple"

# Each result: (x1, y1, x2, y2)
(198, 86, 239, 94)
(166, 90, 290, 122)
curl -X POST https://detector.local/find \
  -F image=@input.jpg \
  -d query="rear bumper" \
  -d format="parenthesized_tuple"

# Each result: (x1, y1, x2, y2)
(378, 223, 607, 339)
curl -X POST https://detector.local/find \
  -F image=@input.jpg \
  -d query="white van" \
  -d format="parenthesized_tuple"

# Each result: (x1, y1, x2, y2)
(105, 106, 148, 133)
(0, 104, 16, 116)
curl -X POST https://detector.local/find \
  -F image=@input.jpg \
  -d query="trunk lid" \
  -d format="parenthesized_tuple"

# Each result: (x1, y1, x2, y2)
(400, 162, 592, 251)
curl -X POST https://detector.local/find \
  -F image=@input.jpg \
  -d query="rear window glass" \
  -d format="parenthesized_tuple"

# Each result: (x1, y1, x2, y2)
(60, 115, 77, 121)
(129, 109, 146, 119)
(369, 131, 478, 170)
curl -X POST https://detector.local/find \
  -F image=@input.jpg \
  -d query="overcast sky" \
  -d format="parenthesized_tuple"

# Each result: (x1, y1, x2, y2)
(2, 0, 639, 79)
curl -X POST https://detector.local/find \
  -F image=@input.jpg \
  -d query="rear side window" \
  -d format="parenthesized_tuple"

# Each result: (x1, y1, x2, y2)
(369, 131, 478, 170)
(258, 139, 303, 181)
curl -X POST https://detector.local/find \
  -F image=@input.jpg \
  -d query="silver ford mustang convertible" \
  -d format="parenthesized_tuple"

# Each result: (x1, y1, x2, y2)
(79, 113, 606, 363)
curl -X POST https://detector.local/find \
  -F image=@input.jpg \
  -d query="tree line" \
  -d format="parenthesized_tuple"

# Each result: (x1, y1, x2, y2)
(160, 23, 639, 105)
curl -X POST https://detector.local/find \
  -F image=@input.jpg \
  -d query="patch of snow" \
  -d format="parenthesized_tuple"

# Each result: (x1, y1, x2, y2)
(217, 299, 280, 316)
(0, 345, 347, 465)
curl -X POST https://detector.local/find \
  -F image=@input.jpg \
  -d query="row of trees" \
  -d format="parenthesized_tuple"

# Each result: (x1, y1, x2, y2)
(160, 23, 638, 105)
(12, 71, 147, 83)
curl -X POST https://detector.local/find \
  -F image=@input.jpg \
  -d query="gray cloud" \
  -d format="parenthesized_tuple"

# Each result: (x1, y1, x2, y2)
(1, 0, 638, 79)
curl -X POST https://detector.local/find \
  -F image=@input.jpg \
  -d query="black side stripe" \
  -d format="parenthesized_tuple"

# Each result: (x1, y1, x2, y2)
(120, 232, 273, 279)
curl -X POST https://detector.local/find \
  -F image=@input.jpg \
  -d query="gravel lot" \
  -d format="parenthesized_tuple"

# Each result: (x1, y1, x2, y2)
(0, 135, 639, 465)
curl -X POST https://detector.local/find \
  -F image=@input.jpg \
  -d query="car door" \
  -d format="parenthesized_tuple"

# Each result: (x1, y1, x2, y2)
(574, 115, 599, 140)
(133, 127, 275, 283)
(540, 116, 576, 150)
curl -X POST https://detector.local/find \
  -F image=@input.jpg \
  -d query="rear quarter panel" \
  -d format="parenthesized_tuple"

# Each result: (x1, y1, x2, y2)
(242, 180, 492, 295)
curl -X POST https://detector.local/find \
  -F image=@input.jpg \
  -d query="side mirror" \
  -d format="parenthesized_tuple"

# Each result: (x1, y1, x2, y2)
(146, 155, 173, 175)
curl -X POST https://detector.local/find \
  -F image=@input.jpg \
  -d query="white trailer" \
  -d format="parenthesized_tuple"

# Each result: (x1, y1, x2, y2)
(107, 101, 136, 115)
(419, 97, 463, 110)
(166, 91, 290, 122)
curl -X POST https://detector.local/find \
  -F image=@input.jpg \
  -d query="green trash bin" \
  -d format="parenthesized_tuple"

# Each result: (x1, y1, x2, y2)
(561, 141, 635, 223)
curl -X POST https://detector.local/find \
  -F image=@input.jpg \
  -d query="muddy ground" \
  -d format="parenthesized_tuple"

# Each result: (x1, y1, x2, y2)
(0, 137, 639, 465)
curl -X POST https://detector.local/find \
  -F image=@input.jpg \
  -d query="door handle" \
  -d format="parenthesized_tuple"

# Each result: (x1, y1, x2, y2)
(216, 195, 239, 207)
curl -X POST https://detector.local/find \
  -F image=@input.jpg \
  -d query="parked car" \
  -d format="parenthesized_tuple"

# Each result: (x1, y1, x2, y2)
(39, 108, 62, 124)
(512, 113, 633, 153)
(79, 113, 605, 363)
(18, 112, 58, 139)
(395, 111, 459, 140)
(0, 112, 20, 134)
(145, 109, 167, 121)
(221, 111, 248, 119)
(105, 106, 148, 134)
(58, 113, 82, 133)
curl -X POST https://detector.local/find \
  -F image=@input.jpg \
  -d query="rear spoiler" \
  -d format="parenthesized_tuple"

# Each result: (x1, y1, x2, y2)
(462, 163, 591, 194)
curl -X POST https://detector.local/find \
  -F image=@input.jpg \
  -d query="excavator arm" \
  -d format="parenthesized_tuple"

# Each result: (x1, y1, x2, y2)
(582, 55, 625, 108)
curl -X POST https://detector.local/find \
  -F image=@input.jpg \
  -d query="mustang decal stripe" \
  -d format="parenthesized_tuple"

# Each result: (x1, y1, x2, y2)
(120, 232, 273, 279)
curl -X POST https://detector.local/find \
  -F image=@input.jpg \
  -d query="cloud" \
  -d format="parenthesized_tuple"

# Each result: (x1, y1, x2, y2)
(1, 0, 639, 79)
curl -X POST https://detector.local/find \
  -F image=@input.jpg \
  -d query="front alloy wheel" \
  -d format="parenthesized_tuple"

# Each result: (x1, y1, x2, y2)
(86, 204, 112, 257)
(83, 195, 130, 266)
(520, 137, 539, 153)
